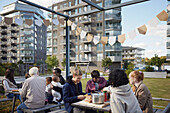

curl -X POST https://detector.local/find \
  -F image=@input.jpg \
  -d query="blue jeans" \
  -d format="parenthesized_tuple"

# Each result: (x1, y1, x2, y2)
(7, 93, 22, 102)
(17, 102, 28, 113)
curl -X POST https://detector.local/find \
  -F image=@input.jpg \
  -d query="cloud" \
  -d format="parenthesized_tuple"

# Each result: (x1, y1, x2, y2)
(147, 24, 167, 39)
(156, 42, 161, 46)
(145, 49, 166, 58)
(133, 43, 147, 48)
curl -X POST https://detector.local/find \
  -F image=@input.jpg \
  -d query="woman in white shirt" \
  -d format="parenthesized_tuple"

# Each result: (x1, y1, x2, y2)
(2, 68, 21, 101)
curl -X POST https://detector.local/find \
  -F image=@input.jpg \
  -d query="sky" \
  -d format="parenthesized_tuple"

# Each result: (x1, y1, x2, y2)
(0, 0, 168, 59)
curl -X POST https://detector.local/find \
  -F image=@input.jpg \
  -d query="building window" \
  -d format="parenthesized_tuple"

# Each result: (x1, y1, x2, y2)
(97, 43, 103, 51)
(96, 23, 102, 30)
(75, 0, 78, 5)
(79, 8, 81, 13)
(69, 2, 71, 7)
(75, 9, 78, 14)
(97, 53, 103, 61)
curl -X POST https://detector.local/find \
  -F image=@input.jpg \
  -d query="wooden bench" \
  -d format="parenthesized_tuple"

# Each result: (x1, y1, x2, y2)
(48, 108, 67, 113)
(0, 98, 13, 102)
(162, 103, 170, 113)
(21, 104, 62, 113)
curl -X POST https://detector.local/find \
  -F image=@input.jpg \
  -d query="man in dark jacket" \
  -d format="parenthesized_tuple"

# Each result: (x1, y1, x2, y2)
(53, 68, 65, 85)
(63, 69, 86, 113)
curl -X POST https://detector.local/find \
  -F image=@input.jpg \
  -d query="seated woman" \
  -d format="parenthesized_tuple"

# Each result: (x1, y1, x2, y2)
(2, 68, 22, 102)
(129, 71, 153, 113)
(86, 70, 107, 93)
(103, 69, 142, 113)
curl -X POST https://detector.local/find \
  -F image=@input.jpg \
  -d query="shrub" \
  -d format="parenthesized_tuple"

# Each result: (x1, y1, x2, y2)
(145, 65, 154, 72)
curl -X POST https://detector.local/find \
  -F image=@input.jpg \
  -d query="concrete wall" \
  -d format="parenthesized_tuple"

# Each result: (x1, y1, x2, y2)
(143, 72, 167, 78)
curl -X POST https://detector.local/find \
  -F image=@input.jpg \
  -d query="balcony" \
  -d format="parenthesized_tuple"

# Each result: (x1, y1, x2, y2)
(167, 42, 170, 49)
(0, 41, 7, 45)
(47, 51, 52, 55)
(105, 14, 121, 21)
(20, 46, 34, 50)
(22, 60, 34, 63)
(60, 40, 66, 45)
(82, 26, 91, 33)
(70, 57, 79, 62)
(80, 58, 91, 62)
(60, 49, 66, 54)
(167, 29, 170, 37)
(20, 53, 34, 57)
(0, 47, 7, 51)
(80, 38, 90, 43)
(80, 48, 91, 53)
(79, 18, 91, 24)
(1, 60, 7, 63)
(20, 39, 33, 44)
(108, 56, 122, 62)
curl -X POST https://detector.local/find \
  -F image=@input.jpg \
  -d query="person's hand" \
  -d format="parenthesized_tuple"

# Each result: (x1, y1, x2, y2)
(50, 84, 53, 89)
(78, 95, 86, 100)
(102, 87, 108, 92)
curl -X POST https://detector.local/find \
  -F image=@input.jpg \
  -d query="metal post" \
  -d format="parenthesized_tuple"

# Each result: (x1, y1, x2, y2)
(66, 18, 70, 79)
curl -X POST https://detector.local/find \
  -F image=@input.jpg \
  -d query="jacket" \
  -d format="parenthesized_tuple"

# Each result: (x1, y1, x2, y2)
(86, 77, 107, 93)
(59, 75, 65, 85)
(135, 81, 153, 113)
(19, 75, 46, 109)
(63, 76, 85, 113)
(105, 84, 142, 113)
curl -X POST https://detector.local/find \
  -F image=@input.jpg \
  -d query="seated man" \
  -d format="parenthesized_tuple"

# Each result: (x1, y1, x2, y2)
(86, 70, 107, 93)
(63, 69, 86, 113)
(17, 67, 46, 113)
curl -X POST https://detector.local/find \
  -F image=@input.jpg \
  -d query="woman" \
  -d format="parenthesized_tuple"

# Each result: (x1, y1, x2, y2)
(2, 68, 21, 101)
(103, 69, 142, 113)
(129, 71, 153, 113)
(86, 70, 107, 93)
(63, 69, 86, 113)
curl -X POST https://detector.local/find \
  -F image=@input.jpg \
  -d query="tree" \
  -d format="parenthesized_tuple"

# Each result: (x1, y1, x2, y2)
(123, 60, 130, 70)
(45, 55, 59, 71)
(62, 58, 66, 69)
(149, 54, 165, 71)
(102, 57, 112, 68)
(145, 65, 154, 72)
(125, 63, 134, 76)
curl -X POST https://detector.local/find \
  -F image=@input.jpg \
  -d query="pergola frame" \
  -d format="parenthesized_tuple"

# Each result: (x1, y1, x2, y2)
(18, 0, 150, 79)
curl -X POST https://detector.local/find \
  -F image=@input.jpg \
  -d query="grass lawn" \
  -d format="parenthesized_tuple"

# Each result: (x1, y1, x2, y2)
(0, 77, 169, 112)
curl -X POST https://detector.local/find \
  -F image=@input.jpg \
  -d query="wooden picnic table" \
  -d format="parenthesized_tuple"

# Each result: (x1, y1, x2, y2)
(71, 100, 111, 112)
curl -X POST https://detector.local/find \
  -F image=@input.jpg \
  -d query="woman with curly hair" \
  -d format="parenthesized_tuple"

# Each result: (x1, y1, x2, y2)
(103, 69, 142, 113)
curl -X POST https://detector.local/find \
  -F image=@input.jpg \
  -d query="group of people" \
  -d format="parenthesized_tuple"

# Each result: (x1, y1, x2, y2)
(2, 67, 153, 113)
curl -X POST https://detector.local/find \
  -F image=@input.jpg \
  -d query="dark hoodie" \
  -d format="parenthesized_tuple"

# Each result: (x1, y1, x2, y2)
(63, 76, 85, 113)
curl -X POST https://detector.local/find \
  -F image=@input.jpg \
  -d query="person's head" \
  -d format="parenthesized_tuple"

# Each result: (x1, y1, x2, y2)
(5, 68, 15, 83)
(72, 69, 82, 84)
(25, 73, 31, 79)
(53, 68, 61, 76)
(108, 69, 129, 87)
(52, 76, 60, 82)
(46, 77, 52, 85)
(91, 70, 100, 83)
(129, 71, 144, 83)
(29, 67, 39, 76)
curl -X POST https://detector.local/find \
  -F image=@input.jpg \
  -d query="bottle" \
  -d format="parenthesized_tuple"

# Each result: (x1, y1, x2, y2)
(103, 91, 107, 102)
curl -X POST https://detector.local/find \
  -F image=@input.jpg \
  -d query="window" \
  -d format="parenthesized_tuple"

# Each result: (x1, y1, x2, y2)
(75, 9, 78, 14)
(97, 53, 103, 61)
(97, 43, 103, 51)
(69, 2, 71, 7)
(79, 8, 81, 13)
(79, 0, 82, 4)
(75, 0, 78, 5)
(96, 23, 102, 30)
(96, 13, 102, 20)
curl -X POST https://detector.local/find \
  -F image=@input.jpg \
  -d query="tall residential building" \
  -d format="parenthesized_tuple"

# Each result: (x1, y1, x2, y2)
(167, 1, 170, 61)
(122, 46, 145, 68)
(0, 2, 47, 66)
(47, 0, 122, 71)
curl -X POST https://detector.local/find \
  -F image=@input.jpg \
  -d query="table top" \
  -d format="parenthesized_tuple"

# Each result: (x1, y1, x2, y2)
(7, 90, 20, 95)
(71, 101, 111, 112)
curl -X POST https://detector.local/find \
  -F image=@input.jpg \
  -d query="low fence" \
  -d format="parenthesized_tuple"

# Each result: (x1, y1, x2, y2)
(143, 72, 167, 78)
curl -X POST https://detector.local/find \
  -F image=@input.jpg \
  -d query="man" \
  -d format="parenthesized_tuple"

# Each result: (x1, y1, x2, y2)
(17, 67, 46, 113)
(53, 68, 65, 85)
(86, 70, 107, 93)
(63, 69, 86, 113)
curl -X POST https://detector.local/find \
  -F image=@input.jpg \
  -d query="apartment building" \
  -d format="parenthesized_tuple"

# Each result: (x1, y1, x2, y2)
(0, 2, 47, 73)
(47, 0, 122, 71)
(122, 46, 145, 68)
(167, 1, 170, 61)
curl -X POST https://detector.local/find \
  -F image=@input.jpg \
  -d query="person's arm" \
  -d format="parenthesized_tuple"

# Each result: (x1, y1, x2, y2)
(85, 81, 90, 93)
(60, 76, 65, 85)
(111, 101, 125, 113)
(51, 84, 62, 92)
(19, 80, 28, 99)
(98, 77, 107, 90)
(63, 84, 79, 103)
(137, 86, 148, 110)
(3, 80, 18, 91)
